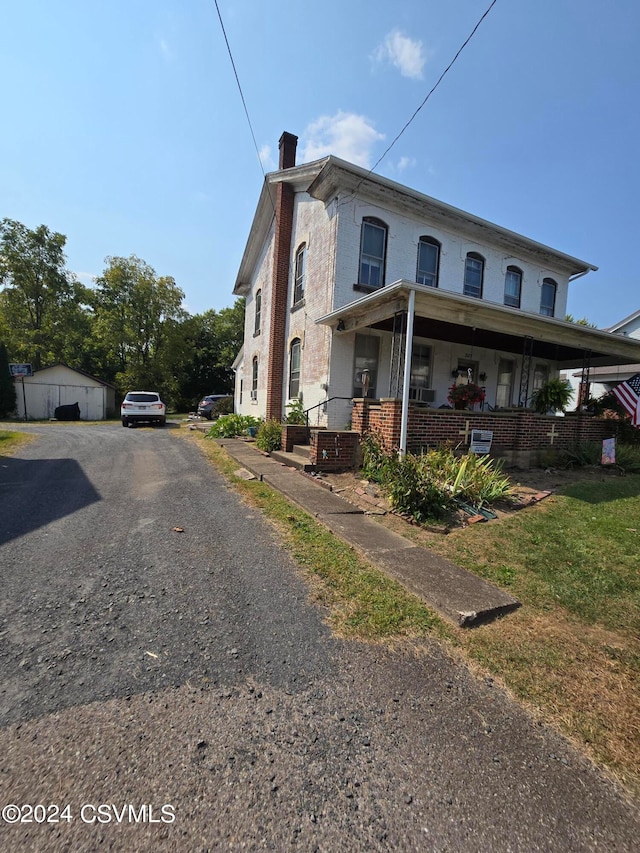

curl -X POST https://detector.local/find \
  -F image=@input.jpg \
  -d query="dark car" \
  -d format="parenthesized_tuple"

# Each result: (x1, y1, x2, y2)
(197, 394, 232, 420)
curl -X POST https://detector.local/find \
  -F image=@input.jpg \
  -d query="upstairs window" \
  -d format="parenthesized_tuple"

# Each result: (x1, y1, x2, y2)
(540, 278, 557, 317)
(288, 338, 301, 399)
(254, 289, 262, 335)
(463, 252, 484, 298)
(293, 244, 306, 305)
(416, 237, 440, 287)
(504, 266, 522, 308)
(359, 218, 387, 288)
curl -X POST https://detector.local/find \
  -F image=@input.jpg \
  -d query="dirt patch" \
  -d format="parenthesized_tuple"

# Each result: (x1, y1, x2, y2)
(314, 465, 619, 545)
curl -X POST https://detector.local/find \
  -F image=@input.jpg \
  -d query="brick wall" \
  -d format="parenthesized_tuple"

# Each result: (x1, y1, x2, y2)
(310, 430, 359, 471)
(282, 424, 310, 452)
(352, 398, 618, 465)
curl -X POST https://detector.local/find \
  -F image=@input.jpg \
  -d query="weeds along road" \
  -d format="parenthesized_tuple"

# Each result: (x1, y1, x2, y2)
(0, 422, 638, 852)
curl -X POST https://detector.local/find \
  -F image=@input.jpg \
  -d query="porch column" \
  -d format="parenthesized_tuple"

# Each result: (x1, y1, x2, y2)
(399, 288, 415, 455)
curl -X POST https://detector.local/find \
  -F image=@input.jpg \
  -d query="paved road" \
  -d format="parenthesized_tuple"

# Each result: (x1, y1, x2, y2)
(0, 423, 638, 852)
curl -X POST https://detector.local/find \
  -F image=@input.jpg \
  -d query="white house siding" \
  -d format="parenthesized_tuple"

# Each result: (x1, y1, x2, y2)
(238, 228, 275, 419)
(331, 196, 570, 319)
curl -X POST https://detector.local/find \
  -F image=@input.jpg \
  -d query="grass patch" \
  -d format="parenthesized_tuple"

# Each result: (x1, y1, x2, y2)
(429, 477, 640, 795)
(0, 429, 33, 454)
(185, 430, 640, 797)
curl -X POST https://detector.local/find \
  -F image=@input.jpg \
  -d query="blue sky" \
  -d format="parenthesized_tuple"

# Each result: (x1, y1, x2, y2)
(1, 0, 638, 328)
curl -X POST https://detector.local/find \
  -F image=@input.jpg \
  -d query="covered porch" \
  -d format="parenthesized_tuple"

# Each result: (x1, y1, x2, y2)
(317, 281, 640, 463)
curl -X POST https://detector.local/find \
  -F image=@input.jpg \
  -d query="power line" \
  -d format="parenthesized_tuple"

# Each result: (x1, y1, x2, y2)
(213, 0, 266, 180)
(358, 0, 499, 187)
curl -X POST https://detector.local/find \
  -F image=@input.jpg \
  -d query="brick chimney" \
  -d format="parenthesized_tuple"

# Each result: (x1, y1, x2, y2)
(266, 133, 298, 420)
(278, 131, 298, 170)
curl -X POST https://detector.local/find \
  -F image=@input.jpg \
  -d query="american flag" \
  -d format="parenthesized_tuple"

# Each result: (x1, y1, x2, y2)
(612, 373, 640, 427)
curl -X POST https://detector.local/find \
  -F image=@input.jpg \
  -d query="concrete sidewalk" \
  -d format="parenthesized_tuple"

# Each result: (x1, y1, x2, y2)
(213, 437, 520, 627)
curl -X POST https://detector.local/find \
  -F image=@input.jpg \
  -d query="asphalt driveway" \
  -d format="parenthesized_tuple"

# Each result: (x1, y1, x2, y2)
(0, 422, 638, 851)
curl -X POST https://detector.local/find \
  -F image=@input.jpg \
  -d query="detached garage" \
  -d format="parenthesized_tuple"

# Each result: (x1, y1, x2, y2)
(14, 365, 117, 421)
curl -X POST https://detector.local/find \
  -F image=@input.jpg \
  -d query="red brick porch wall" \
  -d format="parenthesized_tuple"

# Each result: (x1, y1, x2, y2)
(352, 398, 618, 464)
(309, 429, 360, 471)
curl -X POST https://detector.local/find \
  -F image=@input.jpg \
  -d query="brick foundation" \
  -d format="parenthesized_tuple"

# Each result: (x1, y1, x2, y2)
(309, 430, 360, 471)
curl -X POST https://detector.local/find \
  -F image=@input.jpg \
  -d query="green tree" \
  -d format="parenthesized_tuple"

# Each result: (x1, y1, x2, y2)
(92, 255, 186, 401)
(565, 314, 597, 328)
(174, 298, 245, 408)
(0, 342, 17, 417)
(0, 218, 88, 370)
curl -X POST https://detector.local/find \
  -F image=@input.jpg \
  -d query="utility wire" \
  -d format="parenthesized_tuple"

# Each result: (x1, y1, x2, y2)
(357, 0, 498, 188)
(213, 0, 266, 180)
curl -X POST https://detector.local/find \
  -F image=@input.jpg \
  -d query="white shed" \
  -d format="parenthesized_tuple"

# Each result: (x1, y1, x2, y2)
(13, 365, 117, 421)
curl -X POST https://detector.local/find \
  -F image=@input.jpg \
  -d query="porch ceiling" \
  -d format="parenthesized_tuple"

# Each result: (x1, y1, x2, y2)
(316, 281, 640, 369)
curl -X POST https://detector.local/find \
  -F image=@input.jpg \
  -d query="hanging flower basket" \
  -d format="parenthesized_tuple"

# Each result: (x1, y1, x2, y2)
(447, 382, 485, 409)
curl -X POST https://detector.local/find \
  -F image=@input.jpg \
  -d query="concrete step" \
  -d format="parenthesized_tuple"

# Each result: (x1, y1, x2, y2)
(270, 445, 315, 472)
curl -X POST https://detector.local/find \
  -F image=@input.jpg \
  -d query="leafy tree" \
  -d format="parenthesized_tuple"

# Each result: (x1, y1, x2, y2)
(565, 314, 597, 328)
(0, 342, 17, 417)
(92, 255, 186, 401)
(0, 218, 88, 369)
(174, 298, 245, 408)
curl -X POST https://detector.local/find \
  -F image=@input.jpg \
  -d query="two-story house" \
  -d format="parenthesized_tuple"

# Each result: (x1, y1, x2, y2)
(233, 132, 640, 461)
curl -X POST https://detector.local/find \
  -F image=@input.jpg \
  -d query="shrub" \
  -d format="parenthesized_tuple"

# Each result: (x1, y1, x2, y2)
(385, 453, 450, 522)
(256, 419, 283, 452)
(205, 413, 261, 438)
(361, 432, 394, 483)
(285, 397, 306, 425)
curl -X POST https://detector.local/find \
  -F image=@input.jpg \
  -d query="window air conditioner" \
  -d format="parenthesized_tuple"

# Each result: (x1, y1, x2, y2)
(410, 387, 436, 403)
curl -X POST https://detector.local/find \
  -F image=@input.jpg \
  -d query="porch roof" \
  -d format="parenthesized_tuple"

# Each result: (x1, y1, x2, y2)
(316, 281, 640, 369)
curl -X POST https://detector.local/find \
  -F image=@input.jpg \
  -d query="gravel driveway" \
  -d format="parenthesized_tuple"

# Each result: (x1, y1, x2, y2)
(0, 422, 638, 852)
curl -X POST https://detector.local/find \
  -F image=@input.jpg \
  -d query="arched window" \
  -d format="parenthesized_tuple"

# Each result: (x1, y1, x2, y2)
(463, 252, 484, 298)
(251, 356, 258, 400)
(359, 218, 387, 288)
(540, 278, 557, 317)
(288, 338, 301, 400)
(416, 237, 440, 288)
(254, 289, 262, 335)
(504, 265, 522, 308)
(293, 244, 306, 305)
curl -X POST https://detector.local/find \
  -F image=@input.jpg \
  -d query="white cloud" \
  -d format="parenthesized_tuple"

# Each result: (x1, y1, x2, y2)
(301, 112, 385, 169)
(397, 156, 416, 173)
(158, 37, 173, 61)
(258, 144, 275, 171)
(374, 30, 427, 80)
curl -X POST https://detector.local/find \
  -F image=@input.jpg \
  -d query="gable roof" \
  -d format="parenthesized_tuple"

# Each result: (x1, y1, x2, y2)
(30, 364, 117, 389)
(234, 155, 597, 295)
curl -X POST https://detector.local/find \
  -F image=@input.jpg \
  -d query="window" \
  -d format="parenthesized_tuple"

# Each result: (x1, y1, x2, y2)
(416, 237, 440, 287)
(254, 289, 262, 335)
(353, 334, 380, 398)
(251, 357, 258, 400)
(504, 266, 522, 308)
(288, 338, 301, 400)
(463, 252, 484, 298)
(359, 218, 387, 288)
(293, 244, 306, 305)
(540, 278, 557, 317)
(495, 359, 514, 408)
(409, 344, 432, 401)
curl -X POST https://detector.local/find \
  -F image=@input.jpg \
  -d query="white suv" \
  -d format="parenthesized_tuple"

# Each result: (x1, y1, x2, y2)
(121, 391, 166, 427)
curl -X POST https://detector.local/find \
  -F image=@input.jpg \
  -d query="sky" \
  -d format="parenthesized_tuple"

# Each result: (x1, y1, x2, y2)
(1, 0, 639, 329)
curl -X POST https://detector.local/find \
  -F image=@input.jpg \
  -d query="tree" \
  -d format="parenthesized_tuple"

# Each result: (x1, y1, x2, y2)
(173, 299, 245, 408)
(92, 255, 187, 401)
(565, 314, 597, 328)
(0, 218, 88, 370)
(0, 342, 17, 417)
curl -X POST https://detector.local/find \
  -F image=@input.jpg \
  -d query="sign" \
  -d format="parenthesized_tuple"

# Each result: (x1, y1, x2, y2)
(9, 363, 33, 377)
(601, 437, 616, 466)
(470, 429, 493, 454)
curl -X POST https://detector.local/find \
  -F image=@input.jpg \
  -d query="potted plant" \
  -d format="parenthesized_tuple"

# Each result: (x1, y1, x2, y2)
(531, 378, 573, 414)
(447, 382, 485, 410)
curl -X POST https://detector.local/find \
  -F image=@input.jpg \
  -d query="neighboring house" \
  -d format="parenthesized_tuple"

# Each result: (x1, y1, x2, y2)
(232, 132, 640, 460)
(13, 364, 117, 420)
(563, 309, 640, 404)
